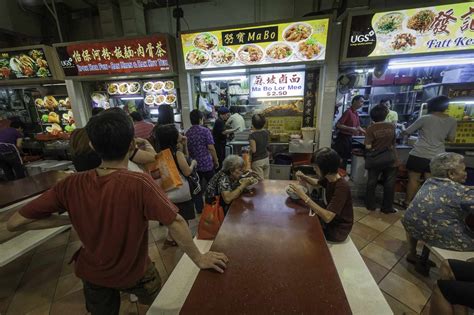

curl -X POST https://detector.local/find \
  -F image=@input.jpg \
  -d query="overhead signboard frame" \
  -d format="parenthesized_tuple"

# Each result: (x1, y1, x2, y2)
(180, 16, 331, 71)
(342, 2, 474, 62)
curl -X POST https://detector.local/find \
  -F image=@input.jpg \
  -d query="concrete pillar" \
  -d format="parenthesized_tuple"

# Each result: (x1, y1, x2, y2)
(119, 0, 146, 36)
(98, 0, 123, 38)
(317, 18, 342, 148)
(65, 80, 90, 128)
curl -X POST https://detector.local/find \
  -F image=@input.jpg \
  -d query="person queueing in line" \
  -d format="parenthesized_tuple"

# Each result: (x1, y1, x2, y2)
(333, 95, 366, 170)
(212, 107, 237, 169)
(0, 120, 26, 180)
(7, 110, 228, 314)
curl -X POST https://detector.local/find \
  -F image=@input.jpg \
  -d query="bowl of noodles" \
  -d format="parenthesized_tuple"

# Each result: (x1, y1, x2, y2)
(265, 42, 293, 63)
(283, 23, 313, 43)
(295, 39, 324, 61)
(374, 12, 404, 36)
(406, 9, 436, 35)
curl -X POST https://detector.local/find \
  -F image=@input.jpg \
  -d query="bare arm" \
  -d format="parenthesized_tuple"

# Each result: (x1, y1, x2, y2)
(176, 151, 196, 177)
(7, 212, 71, 232)
(16, 138, 23, 149)
(305, 198, 336, 223)
(336, 122, 357, 134)
(221, 178, 253, 204)
(132, 138, 157, 165)
(208, 144, 219, 168)
(167, 214, 229, 273)
(249, 139, 257, 154)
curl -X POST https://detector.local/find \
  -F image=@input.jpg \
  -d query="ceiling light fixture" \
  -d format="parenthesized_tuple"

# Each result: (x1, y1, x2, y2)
(201, 75, 246, 82)
(388, 57, 474, 69)
(201, 69, 246, 75)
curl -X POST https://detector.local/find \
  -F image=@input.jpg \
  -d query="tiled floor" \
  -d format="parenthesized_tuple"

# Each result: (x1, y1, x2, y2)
(0, 207, 441, 314)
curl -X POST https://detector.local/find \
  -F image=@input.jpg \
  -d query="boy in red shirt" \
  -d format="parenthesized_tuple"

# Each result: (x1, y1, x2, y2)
(7, 110, 228, 314)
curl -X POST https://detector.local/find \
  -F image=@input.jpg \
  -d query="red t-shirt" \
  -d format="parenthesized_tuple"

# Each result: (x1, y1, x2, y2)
(20, 169, 178, 288)
(134, 121, 155, 139)
(337, 108, 360, 135)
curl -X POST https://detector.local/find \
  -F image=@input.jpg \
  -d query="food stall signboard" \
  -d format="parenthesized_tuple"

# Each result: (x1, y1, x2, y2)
(55, 35, 172, 77)
(345, 2, 474, 59)
(0, 48, 52, 80)
(250, 71, 305, 98)
(181, 18, 329, 69)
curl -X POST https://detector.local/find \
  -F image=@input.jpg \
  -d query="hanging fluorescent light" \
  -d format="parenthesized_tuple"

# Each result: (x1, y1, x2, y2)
(257, 97, 303, 102)
(388, 57, 474, 69)
(201, 75, 246, 82)
(201, 69, 246, 75)
(450, 101, 474, 105)
(354, 68, 374, 73)
(121, 97, 144, 100)
(42, 83, 66, 86)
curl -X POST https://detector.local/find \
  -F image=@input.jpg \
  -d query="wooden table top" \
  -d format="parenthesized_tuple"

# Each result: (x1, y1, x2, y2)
(181, 180, 351, 315)
(0, 171, 70, 209)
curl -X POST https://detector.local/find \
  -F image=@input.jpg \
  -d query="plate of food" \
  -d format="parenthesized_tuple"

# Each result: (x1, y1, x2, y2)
(128, 82, 141, 94)
(155, 95, 166, 105)
(165, 94, 177, 104)
(144, 95, 155, 106)
(186, 48, 210, 68)
(265, 42, 293, 63)
(295, 38, 324, 61)
(283, 22, 313, 43)
(193, 32, 218, 51)
(211, 47, 236, 66)
(239, 177, 259, 190)
(374, 12, 404, 36)
(43, 96, 58, 110)
(152, 81, 164, 92)
(143, 81, 154, 93)
(107, 83, 119, 95)
(286, 184, 308, 200)
(35, 98, 44, 107)
(387, 32, 418, 53)
(91, 93, 107, 104)
(237, 44, 264, 65)
(163, 81, 175, 91)
(406, 9, 436, 35)
(118, 83, 129, 94)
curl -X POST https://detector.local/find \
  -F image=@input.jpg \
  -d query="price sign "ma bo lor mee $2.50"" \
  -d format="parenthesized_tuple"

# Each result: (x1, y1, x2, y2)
(250, 71, 305, 98)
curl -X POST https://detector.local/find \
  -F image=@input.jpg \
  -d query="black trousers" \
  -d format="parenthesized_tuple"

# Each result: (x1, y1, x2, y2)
(332, 134, 352, 169)
(215, 142, 226, 170)
(0, 153, 25, 181)
(193, 170, 215, 214)
(366, 166, 397, 211)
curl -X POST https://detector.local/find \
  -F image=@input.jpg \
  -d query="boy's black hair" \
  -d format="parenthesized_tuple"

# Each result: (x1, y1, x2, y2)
(312, 147, 341, 176)
(352, 95, 365, 105)
(158, 105, 174, 125)
(10, 120, 25, 129)
(130, 111, 143, 122)
(154, 124, 179, 153)
(427, 96, 450, 113)
(86, 110, 134, 161)
(251, 114, 266, 130)
(91, 107, 104, 116)
(370, 104, 389, 122)
(190, 109, 204, 125)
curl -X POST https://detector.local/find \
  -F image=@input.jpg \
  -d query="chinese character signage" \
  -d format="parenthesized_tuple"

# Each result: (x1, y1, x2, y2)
(303, 69, 319, 127)
(345, 3, 474, 59)
(55, 35, 172, 77)
(250, 71, 305, 98)
(0, 48, 52, 80)
(181, 19, 329, 70)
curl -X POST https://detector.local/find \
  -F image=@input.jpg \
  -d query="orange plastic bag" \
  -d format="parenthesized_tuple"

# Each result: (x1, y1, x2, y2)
(198, 197, 225, 240)
(145, 148, 183, 191)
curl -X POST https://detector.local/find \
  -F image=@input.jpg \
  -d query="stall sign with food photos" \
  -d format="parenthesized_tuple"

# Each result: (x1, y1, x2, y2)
(0, 49, 52, 80)
(181, 18, 329, 70)
(345, 2, 474, 60)
(250, 71, 305, 98)
(55, 35, 172, 77)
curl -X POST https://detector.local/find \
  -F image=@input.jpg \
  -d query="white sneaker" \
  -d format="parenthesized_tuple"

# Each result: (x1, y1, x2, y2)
(129, 294, 138, 302)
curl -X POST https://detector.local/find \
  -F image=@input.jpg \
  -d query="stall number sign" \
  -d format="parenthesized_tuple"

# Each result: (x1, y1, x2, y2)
(345, 2, 474, 59)
(250, 72, 305, 98)
(55, 35, 172, 77)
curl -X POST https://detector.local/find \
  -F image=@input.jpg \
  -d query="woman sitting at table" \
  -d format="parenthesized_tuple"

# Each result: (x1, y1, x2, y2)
(402, 152, 474, 259)
(290, 147, 354, 242)
(204, 155, 255, 213)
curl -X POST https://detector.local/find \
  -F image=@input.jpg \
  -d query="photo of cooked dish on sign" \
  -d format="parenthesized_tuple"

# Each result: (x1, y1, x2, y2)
(375, 12, 404, 35)
(107, 83, 119, 95)
(35, 98, 44, 108)
(389, 32, 417, 52)
(143, 82, 153, 93)
(145, 95, 155, 106)
(10, 54, 36, 77)
(266, 42, 293, 62)
(296, 39, 323, 60)
(118, 83, 129, 94)
(165, 94, 177, 104)
(261, 102, 303, 117)
(155, 95, 166, 105)
(193, 32, 218, 50)
(211, 47, 236, 66)
(164, 81, 174, 91)
(407, 9, 435, 34)
(283, 23, 313, 42)
(128, 82, 141, 94)
(153, 81, 164, 92)
(186, 48, 210, 68)
(237, 44, 264, 65)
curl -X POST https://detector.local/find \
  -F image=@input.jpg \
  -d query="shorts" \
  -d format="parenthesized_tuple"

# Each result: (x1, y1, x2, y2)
(406, 154, 431, 174)
(83, 262, 162, 314)
(438, 259, 474, 308)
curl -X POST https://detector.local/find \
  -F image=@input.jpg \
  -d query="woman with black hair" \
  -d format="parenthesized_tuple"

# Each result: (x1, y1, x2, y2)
(401, 96, 457, 207)
(289, 148, 354, 242)
(154, 124, 197, 246)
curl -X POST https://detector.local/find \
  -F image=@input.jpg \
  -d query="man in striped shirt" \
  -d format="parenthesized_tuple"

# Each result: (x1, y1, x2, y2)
(130, 111, 154, 139)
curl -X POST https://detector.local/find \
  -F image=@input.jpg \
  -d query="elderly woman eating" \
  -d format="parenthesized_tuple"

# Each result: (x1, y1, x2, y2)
(204, 155, 255, 213)
(402, 152, 474, 263)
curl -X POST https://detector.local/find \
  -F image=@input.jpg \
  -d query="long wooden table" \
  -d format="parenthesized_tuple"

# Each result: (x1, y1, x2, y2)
(180, 180, 352, 314)
(0, 170, 69, 209)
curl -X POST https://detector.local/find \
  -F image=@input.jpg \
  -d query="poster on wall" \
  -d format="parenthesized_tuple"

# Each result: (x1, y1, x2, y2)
(181, 18, 329, 70)
(345, 2, 474, 59)
(250, 71, 305, 98)
(0, 48, 52, 80)
(55, 35, 172, 77)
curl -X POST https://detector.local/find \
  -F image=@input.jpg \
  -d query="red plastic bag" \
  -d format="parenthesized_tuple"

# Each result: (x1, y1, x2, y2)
(198, 197, 225, 240)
